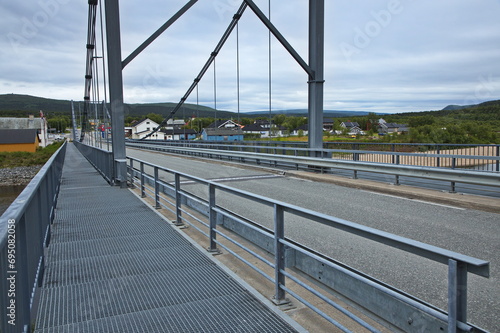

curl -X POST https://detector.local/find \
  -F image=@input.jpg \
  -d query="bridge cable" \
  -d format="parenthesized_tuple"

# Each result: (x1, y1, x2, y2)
(141, 2, 248, 140)
(80, 0, 98, 142)
(268, 0, 272, 137)
(236, 21, 240, 124)
(214, 58, 217, 123)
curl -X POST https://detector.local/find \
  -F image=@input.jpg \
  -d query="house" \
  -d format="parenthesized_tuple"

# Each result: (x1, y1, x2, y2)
(291, 124, 309, 136)
(201, 128, 244, 141)
(130, 118, 161, 139)
(0, 129, 41, 152)
(242, 123, 267, 137)
(0, 115, 48, 147)
(165, 119, 186, 130)
(340, 121, 364, 135)
(207, 119, 242, 129)
(377, 119, 409, 134)
(254, 119, 272, 129)
(322, 118, 335, 132)
(160, 128, 198, 140)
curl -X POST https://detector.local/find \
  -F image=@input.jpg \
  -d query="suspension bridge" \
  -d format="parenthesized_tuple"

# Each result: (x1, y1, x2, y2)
(1, 1, 498, 333)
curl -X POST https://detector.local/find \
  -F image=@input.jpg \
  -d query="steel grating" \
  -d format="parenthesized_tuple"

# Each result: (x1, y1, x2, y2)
(34, 144, 300, 333)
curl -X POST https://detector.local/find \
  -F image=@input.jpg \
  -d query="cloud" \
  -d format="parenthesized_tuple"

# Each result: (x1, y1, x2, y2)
(0, 0, 499, 113)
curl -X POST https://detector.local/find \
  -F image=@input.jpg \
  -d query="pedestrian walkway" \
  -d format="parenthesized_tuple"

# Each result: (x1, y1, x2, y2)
(34, 144, 302, 333)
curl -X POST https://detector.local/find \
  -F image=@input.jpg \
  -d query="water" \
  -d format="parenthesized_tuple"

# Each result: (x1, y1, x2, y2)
(0, 185, 25, 216)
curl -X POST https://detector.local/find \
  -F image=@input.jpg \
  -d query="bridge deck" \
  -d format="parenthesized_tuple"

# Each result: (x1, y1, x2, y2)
(34, 144, 300, 333)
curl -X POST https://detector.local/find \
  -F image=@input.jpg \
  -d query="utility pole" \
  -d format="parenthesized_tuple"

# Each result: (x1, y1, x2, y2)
(104, 0, 127, 187)
(307, 0, 325, 153)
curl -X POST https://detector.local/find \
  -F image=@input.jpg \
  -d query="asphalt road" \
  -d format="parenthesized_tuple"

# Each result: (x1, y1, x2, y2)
(127, 148, 499, 332)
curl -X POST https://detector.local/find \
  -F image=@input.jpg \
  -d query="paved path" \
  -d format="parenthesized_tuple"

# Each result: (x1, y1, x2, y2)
(34, 144, 302, 333)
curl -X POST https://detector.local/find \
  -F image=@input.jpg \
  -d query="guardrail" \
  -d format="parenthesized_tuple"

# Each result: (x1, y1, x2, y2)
(126, 142, 500, 193)
(126, 155, 490, 333)
(128, 140, 500, 172)
(74, 141, 114, 184)
(0, 141, 67, 333)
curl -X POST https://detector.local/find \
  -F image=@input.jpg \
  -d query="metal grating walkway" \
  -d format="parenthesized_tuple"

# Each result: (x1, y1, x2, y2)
(34, 144, 301, 333)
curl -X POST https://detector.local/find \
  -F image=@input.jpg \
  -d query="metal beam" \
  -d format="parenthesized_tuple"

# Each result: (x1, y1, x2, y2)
(308, 0, 325, 151)
(122, 0, 198, 68)
(104, 0, 127, 187)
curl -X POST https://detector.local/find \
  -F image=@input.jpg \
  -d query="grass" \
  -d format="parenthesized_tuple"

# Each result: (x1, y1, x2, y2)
(0, 141, 64, 168)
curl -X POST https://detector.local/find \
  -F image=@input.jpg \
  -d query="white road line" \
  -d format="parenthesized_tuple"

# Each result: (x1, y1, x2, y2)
(361, 190, 466, 210)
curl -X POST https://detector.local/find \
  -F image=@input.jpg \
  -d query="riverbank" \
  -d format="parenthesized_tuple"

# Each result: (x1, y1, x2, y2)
(0, 165, 41, 186)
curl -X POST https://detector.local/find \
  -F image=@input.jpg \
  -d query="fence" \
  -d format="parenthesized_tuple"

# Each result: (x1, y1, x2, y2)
(0, 141, 67, 333)
(126, 141, 500, 195)
(74, 141, 114, 184)
(127, 140, 500, 171)
(126, 154, 490, 333)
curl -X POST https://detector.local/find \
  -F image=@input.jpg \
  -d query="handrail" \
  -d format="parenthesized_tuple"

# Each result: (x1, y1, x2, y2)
(0, 141, 67, 333)
(126, 142, 500, 188)
(126, 155, 490, 332)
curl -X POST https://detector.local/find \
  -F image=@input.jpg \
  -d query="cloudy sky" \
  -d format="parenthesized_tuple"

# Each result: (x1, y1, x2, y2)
(1, 0, 499, 113)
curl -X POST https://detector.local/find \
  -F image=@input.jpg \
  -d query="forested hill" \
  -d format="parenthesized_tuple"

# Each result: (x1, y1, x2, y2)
(393, 100, 500, 122)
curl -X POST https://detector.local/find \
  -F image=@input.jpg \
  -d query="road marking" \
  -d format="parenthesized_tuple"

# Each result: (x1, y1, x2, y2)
(176, 174, 283, 185)
(361, 191, 466, 210)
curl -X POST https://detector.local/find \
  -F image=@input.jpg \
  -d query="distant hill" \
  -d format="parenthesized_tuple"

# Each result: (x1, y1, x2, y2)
(0, 94, 379, 119)
(0, 94, 497, 122)
(244, 109, 379, 118)
(392, 100, 500, 122)
(0, 94, 72, 115)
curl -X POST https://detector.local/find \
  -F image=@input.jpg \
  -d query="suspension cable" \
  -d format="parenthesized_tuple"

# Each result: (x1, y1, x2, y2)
(236, 21, 240, 124)
(214, 58, 217, 123)
(141, 2, 248, 140)
(268, 0, 272, 137)
(81, 0, 98, 142)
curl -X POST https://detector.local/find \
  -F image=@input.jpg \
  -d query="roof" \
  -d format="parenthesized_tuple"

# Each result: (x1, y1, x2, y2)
(380, 123, 408, 129)
(0, 117, 43, 130)
(132, 118, 159, 128)
(294, 124, 309, 131)
(0, 129, 40, 144)
(242, 123, 265, 132)
(203, 128, 244, 136)
(341, 121, 360, 128)
(207, 119, 240, 129)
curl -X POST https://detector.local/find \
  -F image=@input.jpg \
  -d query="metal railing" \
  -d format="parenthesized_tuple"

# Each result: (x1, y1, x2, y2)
(126, 155, 490, 333)
(0, 141, 67, 333)
(127, 140, 500, 172)
(74, 141, 114, 184)
(126, 141, 500, 194)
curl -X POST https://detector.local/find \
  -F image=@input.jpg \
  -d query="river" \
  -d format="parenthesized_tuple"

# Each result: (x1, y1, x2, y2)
(0, 185, 25, 216)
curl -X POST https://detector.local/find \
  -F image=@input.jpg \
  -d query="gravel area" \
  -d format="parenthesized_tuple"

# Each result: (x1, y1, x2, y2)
(0, 165, 42, 186)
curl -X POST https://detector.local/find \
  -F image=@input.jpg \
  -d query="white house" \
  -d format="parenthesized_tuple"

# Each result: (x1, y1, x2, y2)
(130, 118, 164, 140)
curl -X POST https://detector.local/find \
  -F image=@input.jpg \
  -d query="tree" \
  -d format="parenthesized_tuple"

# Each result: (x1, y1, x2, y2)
(146, 113, 165, 125)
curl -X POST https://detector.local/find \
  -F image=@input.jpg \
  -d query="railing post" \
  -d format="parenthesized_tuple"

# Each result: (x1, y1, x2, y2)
(436, 146, 441, 168)
(128, 159, 134, 185)
(273, 204, 287, 304)
(450, 158, 456, 193)
(448, 259, 468, 333)
(140, 162, 146, 198)
(208, 183, 218, 252)
(496, 145, 499, 172)
(174, 173, 183, 226)
(395, 155, 400, 185)
(154, 166, 160, 209)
